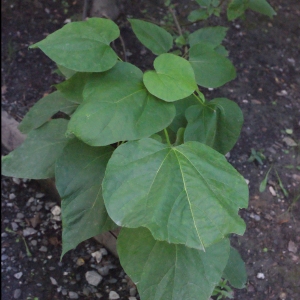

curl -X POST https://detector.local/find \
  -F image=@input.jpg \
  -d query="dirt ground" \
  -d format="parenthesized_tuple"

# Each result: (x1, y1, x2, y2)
(1, 0, 300, 299)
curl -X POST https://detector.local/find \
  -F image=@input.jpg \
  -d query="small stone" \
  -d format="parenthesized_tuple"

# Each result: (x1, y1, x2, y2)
(69, 291, 79, 299)
(51, 205, 61, 216)
(62, 289, 68, 296)
(52, 215, 61, 222)
(100, 248, 108, 256)
(109, 291, 120, 299)
(16, 213, 24, 219)
(269, 186, 276, 196)
(279, 292, 287, 300)
(14, 272, 23, 279)
(9, 193, 16, 200)
(128, 298, 137, 300)
(13, 289, 22, 299)
(250, 213, 260, 221)
(91, 250, 103, 263)
(129, 287, 137, 296)
(288, 241, 298, 253)
(12, 178, 21, 185)
(76, 257, 85, 266)
(11, 222, 18, 231)
(85, 270, 103, 286)
(39, 246, 48, 252)
(256, 272, 265, 279)
(1, 254, 8, 261)
(35, 192, 45, 198)
(282, 137, 297, 147)
(98, 266, 109, 276)
(31, 240, 37, 246)
(50, 277, 58, 285)
(95, 292, 103, 298)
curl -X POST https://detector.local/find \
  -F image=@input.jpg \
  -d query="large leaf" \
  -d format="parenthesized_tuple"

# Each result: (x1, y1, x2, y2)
(248, 0, 276, 17)
(189, 42, 236, 88)
(55, 139, 116, 257)
(67, 62, 175, 146)
(223, 247, 247, 288)
(129, 19, 173, 55)
(18, 91, 77, 134)
(103, 138, 248, 250)
(188, 9, 209, 22)
(2, 119, 70, 179)
(118, 227, 230, 300)
(168, 95, 198, 133)
(57, 64, 76, 79)
(30, 18, 119, 72)
(143, 54, 197, 102)
(188, 26, 228, 48)
(55, 73, 89, 104)
(184, 98, 244, 154)
(227, 0, 248, 21)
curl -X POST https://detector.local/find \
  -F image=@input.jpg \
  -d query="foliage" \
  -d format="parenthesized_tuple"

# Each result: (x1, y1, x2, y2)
(2, 0, 275, 298)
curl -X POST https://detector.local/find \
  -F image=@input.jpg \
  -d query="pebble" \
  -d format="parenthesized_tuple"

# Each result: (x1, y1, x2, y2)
(279, 292, 287, 300)
(31, 240, 37, 246)
(109, 291, 120, 299)
(1, 254, 8, 261)
(13, 289, 22, 299)
(85, 270, 103, 286)
(91, 250, 103, 263)
(76, 257, 85, 266)
(16, 213, 24, 219)
(269, 186, 277, 196)
(14, 272, 23, 279)
(35, 192, 45, 198)
(128, 298, 137, 300)
(11, 222, 18, 231)
(39, 246, 48, 252)
(257, 272, 265, 279)
(51, 205, 61, 216)
(9, 193, 16, 200)
(23, 228, 37, 237)
(12, 178, 21, 185)
(62, 289, 68, 296)
(100, 248, 108, 256)
(98, 266, 109, 276)
(129, 287, 137, 296)
(250, 213, 261, 221)
(69, 291, 79, 299)
(50, 277, 58, 285)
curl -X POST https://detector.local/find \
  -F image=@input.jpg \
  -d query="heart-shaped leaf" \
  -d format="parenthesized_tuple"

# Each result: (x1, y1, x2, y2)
(143, 54, 197, 102)
(223, 247, 247, 288)
(30, 18, 119, 72)
(118, 227, 230, 300)
(67, 62, 175, 146)
(184, 98, 244, 154)
(189, 42, 236, 88)
(248, 0, 276, 17)
(18, 91, 77, 134)
(55, 73, 89, 104)
(2, 119, 70, 179)
(103, 138, 248, 250)
(55, 139, 116, 257)
(227, 0, 248, 21)
(188, 26, 228, 48)
(129, 19, 173, 55)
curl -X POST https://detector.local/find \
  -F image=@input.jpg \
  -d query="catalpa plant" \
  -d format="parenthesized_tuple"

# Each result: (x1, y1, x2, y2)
(2, 0, 276, 297)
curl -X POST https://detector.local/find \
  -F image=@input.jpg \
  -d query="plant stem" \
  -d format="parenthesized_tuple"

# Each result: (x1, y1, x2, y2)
(193, 89, 205, 105)
(164, 128, 172, 146)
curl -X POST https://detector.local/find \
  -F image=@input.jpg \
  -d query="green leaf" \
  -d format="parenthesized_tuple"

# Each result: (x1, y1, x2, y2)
(248, 0, 276, 17)
(223, 247, 247, 289)
(196, 0, 212, 6)
(55, 139, 116, 257)
(174, 128, 185, 146)
(129, 19, 173, 55)
(259, 167, 272, 192)
(188, 26, 228, 48)
(188, 9, 209, 22)
(18, 91, 77, 134)
(57, 64, 76, 79)
(55, 73, 89, 103)
(103, 138, 248, 250)
(184, 98, 244, 154)
(227, 0, 248, 21)
(189, 42, 236, 88)
(30, 18, 119, 72)
(2, 119, 70, 179)
(214, 45, 229, 56)
(67, 62, 175, 146)
(143, 54, 197, 102)
(118, 227, 230, 300)
(168, 95, 198, 133)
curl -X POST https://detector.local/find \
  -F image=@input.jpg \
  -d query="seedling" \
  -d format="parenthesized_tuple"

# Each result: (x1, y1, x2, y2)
(1, 1, 276, 298)
(248, 148, 266, 165)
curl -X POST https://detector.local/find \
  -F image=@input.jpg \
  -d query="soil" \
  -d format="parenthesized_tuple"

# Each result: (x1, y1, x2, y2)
(1, 0, 300, 300)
